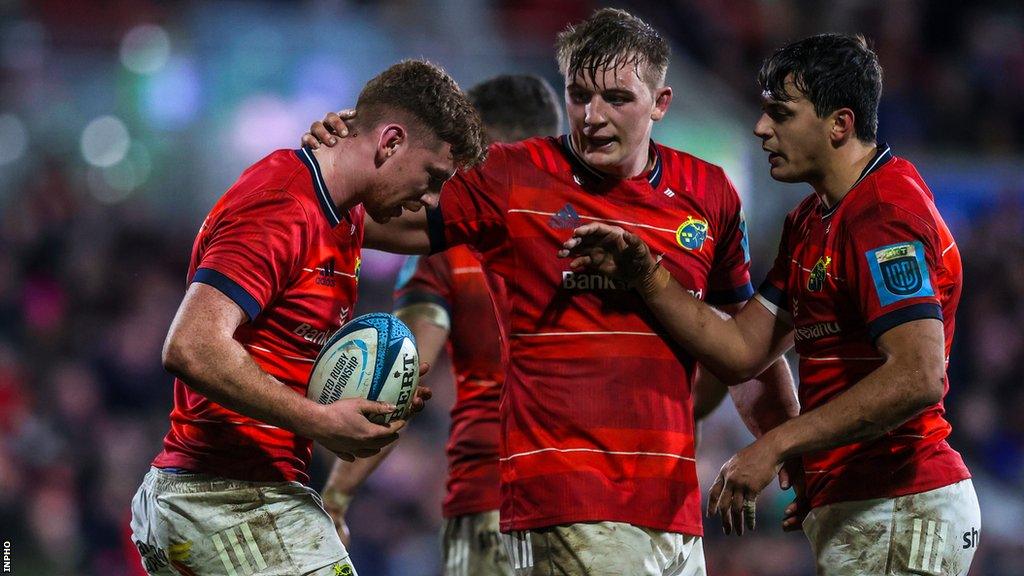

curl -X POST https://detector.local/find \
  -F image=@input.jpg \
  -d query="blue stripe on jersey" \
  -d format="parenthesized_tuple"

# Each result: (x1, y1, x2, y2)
(868, 302, 942, 341)
(192, 267, 262, 321)
(707, 283, 755, 306)
(757, 281, 789, 312)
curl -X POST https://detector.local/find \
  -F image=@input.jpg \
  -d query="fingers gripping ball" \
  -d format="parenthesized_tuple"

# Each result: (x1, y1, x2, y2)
(307, 313, 419, 424)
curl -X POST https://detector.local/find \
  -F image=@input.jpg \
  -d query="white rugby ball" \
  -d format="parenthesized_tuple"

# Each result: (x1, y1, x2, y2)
(307, 312, 419, 424)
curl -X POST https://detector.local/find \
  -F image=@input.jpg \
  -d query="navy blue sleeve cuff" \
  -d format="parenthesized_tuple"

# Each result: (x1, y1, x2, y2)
(192, 268, 262, 321)
(427, 206, 447, 255)
(757, 281, 789, 312)
(393, 291, 451, 316)
(707, 282, 755, 306)
(868, 302, 943, 341)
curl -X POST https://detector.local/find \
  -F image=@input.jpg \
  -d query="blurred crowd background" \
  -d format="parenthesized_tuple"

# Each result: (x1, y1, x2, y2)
(1, 1, 1022, 574)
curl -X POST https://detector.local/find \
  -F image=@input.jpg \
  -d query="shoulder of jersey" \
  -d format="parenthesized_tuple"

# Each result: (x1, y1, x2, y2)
(847, 156, 935, 220)
(503, 136, 568, 175)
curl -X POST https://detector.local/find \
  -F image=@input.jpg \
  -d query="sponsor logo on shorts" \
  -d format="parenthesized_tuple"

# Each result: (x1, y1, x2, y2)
(135, 541, 169, 573)
(962, 526, 979, 549)
(794, 321, 841, 342)
(333, 562, 354, 575)
(907, 518, 947, 574)
(675, 216, 709, 251)
(211, 521, 268, 576)
(806, 256, 831, 292)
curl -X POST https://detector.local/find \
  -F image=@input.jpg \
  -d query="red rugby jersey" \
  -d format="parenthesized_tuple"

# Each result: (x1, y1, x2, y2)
(429, 136, 754, 535)
(758, 145, 970, 509)
(393, 247, 507, 518)
(153, 148, 364, 483)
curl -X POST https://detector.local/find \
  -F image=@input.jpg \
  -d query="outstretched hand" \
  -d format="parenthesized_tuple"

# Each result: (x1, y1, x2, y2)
(301, 109, 357, 149)
(707, 437, 785, 536)
(557, 222, 658, 283)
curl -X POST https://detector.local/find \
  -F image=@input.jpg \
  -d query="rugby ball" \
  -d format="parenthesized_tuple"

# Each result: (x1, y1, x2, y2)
(307, 312, 419, 424)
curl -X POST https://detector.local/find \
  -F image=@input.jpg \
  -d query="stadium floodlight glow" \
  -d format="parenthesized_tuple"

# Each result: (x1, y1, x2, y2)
(0, 114, 28, 165)
(81, 116, 130, 168)
(120, 24, 171, 75)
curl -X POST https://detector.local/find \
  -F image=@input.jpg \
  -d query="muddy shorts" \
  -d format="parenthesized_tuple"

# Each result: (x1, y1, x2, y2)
(499, 521, 705, 576)
(441, 509, 512, 576)
(130, 467, 356, 576)
(803, 479, 980, 576)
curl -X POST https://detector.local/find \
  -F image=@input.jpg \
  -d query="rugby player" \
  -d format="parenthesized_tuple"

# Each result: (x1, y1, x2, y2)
(305, 9, 798, 575)
(129, 60, 485, 576)
(315, 74, 563, 576)
(561, 34, 979, 575)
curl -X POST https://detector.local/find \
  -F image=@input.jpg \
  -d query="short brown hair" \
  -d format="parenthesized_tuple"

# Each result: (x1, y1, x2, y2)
(355, 60, 486, 168)
(468, 75, 562, 143)
(555, 8, 670, 89)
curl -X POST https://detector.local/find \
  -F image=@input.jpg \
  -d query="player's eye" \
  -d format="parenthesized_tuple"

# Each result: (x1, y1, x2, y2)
(568, 91, 590, 105)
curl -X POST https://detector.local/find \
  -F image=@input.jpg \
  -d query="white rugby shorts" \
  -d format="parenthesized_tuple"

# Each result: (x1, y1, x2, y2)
(130, 467, 357, 576)
(803, 479, 980, 576)
(499, 521, 705, 576)
(442, 509, 512, 576)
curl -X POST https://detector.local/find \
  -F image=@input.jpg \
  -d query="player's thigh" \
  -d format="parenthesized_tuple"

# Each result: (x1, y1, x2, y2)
(803, 480, 980, 576)
(442, 510, 512, 576)
(130, 469, 352, 575)
(502, 522, 704, 576)
(887, 479, 980, 576)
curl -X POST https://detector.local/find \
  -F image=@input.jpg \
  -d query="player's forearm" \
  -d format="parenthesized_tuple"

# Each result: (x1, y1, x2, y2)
(729, 355, 799, 438)
(364, 210, 432, 254)
(764, 359, 934, 462)
(324, 442, 398, 496)
(640, 267, 766, 381)
(163, 336, 324, 439)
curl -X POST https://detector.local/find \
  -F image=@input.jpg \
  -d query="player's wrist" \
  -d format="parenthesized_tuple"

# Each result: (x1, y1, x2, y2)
(322, 488, 354, 514)
(637, 258, 670, 298)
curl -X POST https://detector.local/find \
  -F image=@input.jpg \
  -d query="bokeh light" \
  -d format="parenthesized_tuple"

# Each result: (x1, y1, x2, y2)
(119, 24, 171, 75)
(80, 116, 131, 168)
(1, 20, 47, 71)
(142, 56, 201, 129)
(0, 114, 29, 165)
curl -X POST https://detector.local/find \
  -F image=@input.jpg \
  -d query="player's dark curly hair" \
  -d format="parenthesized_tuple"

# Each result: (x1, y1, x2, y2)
(758, 34, 883, 142)
(356, 59, 487, 168)
(555, 8, 670, 89)
(468, 75, 562, 143)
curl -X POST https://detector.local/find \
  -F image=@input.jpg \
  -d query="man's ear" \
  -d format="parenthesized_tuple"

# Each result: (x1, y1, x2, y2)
(375, 124, 407, 165)
(651, 86, 672, 122)
(829, 108, 857, 144)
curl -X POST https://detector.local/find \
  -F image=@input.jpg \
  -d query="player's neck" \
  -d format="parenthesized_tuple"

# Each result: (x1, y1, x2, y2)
(811, 141, 878, 209)
(311, 143, 365, 213)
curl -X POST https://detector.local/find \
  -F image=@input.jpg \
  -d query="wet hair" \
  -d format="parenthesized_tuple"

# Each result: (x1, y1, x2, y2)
(758, 34, 883, 142)
(468, 74, 562, 143)
(555, 8, 670, 89)
(355, 59, 486, 168)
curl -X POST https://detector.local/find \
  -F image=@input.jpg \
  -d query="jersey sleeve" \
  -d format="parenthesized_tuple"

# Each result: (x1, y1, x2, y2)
(429, 143, 511, 255)
(392, 253, 453, 318)
(706, 171, 754, 305)
(841, 203, 944, 340)
(756, 213, 794, 321)
(192, 190, 308, 321)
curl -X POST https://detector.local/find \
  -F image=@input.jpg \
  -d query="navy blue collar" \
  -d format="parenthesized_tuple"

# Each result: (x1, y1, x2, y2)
(295, 147, 343, 227)
(821, 142, 893, 219)
(558, 135, 663, 188)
